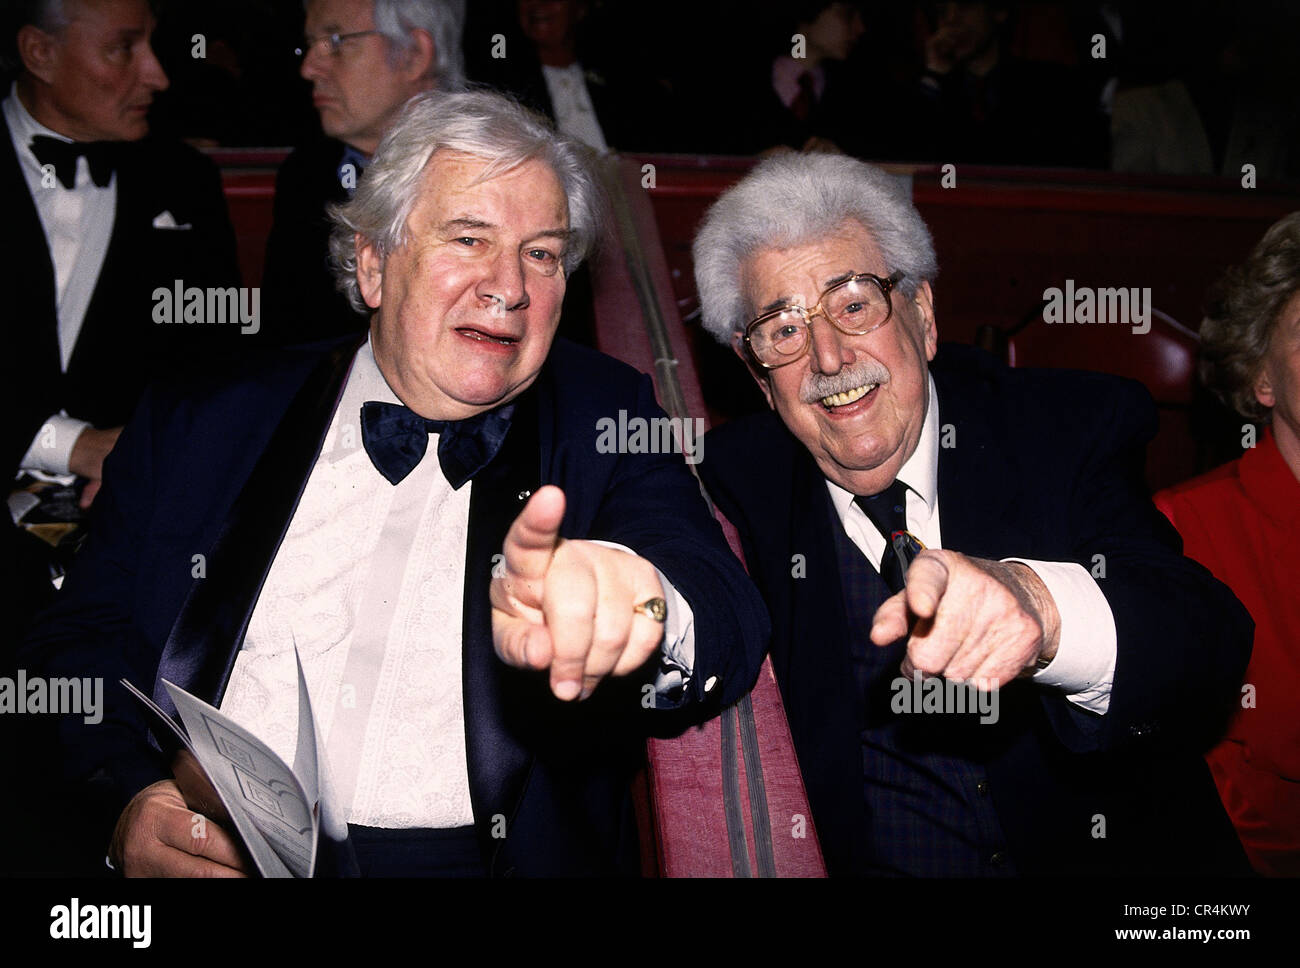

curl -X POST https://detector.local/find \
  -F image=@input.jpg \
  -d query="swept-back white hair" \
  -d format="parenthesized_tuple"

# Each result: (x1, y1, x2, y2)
(329, 89, 602, 312)
(693, 153, 938, 344)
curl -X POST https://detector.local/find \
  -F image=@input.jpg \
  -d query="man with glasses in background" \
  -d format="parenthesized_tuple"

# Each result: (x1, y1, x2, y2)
(261, 0, 465, 346)
(694, 151, 1255, 877)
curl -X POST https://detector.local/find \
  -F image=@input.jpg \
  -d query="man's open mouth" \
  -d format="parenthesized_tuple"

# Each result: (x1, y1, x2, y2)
(820, 383, 877, 410)
(456, 326, 519, 346)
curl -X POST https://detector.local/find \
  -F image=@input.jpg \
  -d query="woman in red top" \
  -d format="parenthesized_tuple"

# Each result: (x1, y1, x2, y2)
(1155, 212, 1300, 877)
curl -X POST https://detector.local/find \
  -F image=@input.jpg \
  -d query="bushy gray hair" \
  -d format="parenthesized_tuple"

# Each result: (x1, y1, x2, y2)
(374, 0, 465, 89)
(693, 153, 939, 344)
(329, 89, 602, 312)
(1199, 211, 1300, 423)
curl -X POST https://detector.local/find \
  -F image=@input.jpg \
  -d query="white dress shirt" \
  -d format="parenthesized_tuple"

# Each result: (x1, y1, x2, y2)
(540, 63, 609, 152)
(220, 338, 695, 828)
(825, 373, 1117, 714)
(5, 83, 115, 476)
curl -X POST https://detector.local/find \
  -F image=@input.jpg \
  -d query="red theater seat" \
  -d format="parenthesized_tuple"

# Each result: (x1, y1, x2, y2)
(588, 157, 826, 877)
(1006, 306, 1201, 491)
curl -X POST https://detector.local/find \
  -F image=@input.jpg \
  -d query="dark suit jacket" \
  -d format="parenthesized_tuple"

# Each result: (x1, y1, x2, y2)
(699, 343, 1253, 876)
(0, 112, 242, 483)
(260, 137, 370, 348)
(476, 46, 681, 154)
(18, 335, 769, 876)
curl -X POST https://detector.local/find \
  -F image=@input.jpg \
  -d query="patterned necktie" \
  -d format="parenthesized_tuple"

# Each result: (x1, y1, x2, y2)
(359, 400, 515, 489)
(854, 480, 918, 594)
(29, 135, 117, 189)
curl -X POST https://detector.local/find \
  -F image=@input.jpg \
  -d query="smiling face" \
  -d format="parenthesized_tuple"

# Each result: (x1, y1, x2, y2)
(301, 0, 431, 155)
(358, 150, 571, 421)
(738, 219, 937, 496)
(19, 0, 169, 142)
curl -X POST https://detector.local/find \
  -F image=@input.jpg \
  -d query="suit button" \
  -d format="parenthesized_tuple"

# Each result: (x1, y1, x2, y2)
(989, 851, 1007, 867)
(976, 780, 990, 796)
(516, 490, 532, 501)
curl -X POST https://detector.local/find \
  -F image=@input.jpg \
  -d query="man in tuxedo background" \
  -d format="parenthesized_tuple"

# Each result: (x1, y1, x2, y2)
(19, 89, 768, 877)
(694, 152, 1253, 876)
(260, 0, 465, 347)
(1, 0, 240, 637)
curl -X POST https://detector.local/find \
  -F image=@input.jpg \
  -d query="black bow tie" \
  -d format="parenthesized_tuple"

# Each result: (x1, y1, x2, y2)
(359, 400, 515, 489)
(28, 135, 118, 189)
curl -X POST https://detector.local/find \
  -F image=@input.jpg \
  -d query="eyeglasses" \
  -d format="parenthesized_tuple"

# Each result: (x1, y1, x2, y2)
(743, 270, 905, 369)
(294, 30, 381, 59)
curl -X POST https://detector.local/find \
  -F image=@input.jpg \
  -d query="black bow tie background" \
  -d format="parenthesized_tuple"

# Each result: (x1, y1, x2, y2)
(29, 135, 118, 189)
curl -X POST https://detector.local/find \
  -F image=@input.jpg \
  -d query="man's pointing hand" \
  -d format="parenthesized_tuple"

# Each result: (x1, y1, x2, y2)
(491, 485, 667, 701)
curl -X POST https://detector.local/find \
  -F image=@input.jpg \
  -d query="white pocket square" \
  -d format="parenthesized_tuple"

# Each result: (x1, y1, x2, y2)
(152, 210, 191, 230)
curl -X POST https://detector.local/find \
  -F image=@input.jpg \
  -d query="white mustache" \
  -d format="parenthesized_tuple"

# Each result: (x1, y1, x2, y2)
(799, 361, 890, 403)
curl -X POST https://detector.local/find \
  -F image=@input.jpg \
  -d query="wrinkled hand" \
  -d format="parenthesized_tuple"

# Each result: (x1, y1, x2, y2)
(69, 425, 122, 508)
(491, 485, 666, 701)
(110, 752, 250, 877)
(869, 550, 1061, 689)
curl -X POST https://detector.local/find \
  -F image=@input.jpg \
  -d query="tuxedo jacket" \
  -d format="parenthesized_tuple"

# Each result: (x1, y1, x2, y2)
(0, 113, 242, 482)
(699, 343, 1253, 876)
(260, 138, 369, 348)
(19, 335, 769, 876)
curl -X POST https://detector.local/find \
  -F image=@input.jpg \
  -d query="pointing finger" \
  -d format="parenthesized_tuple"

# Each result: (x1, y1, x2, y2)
(903, 551, 950, 619)
(502, 485, 566, 585)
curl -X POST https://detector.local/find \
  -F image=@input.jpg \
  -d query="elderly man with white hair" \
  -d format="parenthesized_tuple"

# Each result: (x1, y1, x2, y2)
(21, 89, 767, 877)
(695, 151, 1253, 877)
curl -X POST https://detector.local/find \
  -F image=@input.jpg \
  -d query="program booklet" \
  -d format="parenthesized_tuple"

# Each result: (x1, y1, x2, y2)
(121, 650, 357, 877)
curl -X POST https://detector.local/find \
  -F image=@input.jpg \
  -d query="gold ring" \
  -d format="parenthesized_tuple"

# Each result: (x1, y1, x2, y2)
(633, 597, 668, 623)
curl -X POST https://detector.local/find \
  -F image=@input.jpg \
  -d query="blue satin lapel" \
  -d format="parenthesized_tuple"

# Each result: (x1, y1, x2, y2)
(152, 338, 362, 717)
(461, 384, 542, 871)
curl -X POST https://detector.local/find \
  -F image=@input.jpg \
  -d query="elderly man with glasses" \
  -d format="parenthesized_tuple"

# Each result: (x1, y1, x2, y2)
(695, 152, 1254, 877)
(261, 0, 466, 347)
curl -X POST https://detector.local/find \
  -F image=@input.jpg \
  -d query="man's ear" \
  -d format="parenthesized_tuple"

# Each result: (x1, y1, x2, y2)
(732, 333, 775, 410)
(911, 281, 939, 362)
(356, 234, 384, 309)
(400, 29, 437, 86)
(17, 24, 60, 84)
(1253, 366, 1276, 410)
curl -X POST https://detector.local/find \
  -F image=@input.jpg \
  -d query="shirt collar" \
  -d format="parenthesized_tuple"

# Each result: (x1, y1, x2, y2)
(350, 332, 400, 405)
(826, 371, 940, 515)
(3, 81, 73, 157)
(321, 333, 399, 465)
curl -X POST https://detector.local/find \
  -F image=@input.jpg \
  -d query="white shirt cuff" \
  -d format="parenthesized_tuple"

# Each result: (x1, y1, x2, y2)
(588, 540, 696, 701)
(20, 413, 91, 476)
(1003, 558, 1116, 715)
